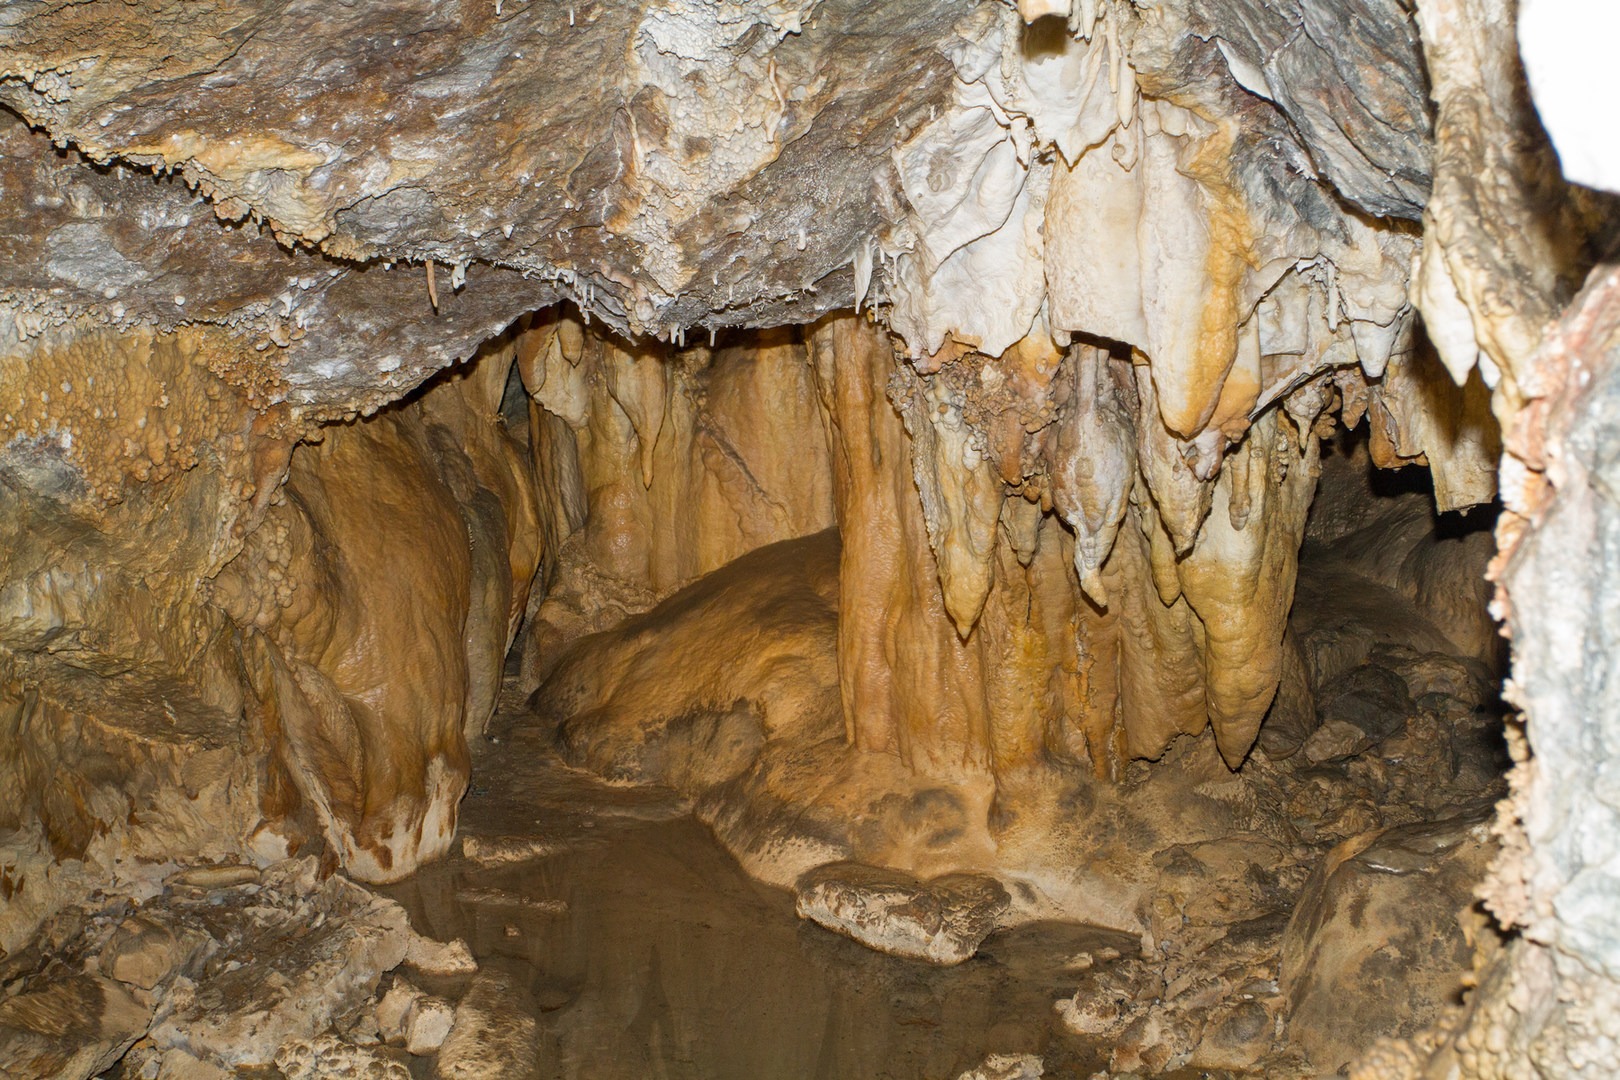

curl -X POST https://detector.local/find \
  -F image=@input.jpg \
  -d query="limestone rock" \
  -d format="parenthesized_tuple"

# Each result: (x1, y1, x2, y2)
(167, 866, 261, 891)
(956, 1052, 1044, 1080)
(1300, 719, 1373, 766)
(145, 859, 415, 1068)
(273, 1033, 410, 1080)
(1281, 815, 1495, 1073)
(1184, 0, 1432, 219)
(0, 1, 979, 370)
(1055, 961, 1156, 1042)
(153, 1048, 231, 1080)
(1192, 997, 1276, 1071)
(368, 973, 453, 1054)
(405, 996, 456, 1057)
(0, 975, 152, 1080)
(101, 915, 209, 991)
(460, 835, 565, 868)
(794, 862, 1010, 965)
(1315, 662, 1414, 742)
(374, 981, 425, 1045)
(436, 969, 542, 1080)
(403, 936, 479, 977)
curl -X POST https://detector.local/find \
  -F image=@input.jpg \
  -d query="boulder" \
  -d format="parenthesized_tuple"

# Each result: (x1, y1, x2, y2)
(794, 862, 1010, 965)
(405, 995, 456, 1056)
(1300, 719, 1374, 765)
(375, 981, 426, 1045)
(0, 975, 152, 1080)
(1281, 814, 1495, 1073)
(101, 915, 209, 991)
(436, 969, 542, 1080)
(146, 860, 415, 1068)
(273, 1033, 410, 1080)
(956, 1052, 1044, 1080)
(1316, 662, 1413, 741)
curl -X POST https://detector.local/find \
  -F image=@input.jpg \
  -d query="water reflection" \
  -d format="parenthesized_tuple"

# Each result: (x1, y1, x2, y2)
(383, 743, 1133, 1080)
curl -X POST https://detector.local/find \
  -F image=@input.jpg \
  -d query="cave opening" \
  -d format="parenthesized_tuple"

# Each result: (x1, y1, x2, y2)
(3, 0, 1620, 1077)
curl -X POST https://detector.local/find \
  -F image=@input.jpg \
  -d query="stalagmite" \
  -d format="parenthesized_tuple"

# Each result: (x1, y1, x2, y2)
(809, 315, 993, 770)
(601, 340, 670, 490)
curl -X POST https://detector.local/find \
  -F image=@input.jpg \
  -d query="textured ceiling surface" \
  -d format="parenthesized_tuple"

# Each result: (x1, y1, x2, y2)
(0, 0, 1428, 409)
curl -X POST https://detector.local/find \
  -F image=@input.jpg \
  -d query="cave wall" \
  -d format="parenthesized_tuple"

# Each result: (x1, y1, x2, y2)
(213, 348, 542, 884)
(512, 310, 836, 682)
(1375, 0, 1620, 1073)
(0, 328, 539, 949)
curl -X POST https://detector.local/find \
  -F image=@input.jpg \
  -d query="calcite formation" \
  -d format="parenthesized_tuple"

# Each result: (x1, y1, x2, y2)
(0, 0, 1615, 1074)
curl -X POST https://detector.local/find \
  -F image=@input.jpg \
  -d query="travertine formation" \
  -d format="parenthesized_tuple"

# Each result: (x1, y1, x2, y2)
(0, 0, 1616, 1075)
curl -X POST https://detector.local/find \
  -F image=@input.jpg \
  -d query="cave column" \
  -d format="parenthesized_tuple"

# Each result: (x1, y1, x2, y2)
(807, 315, 992, 776)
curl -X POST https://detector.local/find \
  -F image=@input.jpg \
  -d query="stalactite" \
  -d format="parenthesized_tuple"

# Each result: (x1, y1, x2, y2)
(1049, 344, 1135, 604)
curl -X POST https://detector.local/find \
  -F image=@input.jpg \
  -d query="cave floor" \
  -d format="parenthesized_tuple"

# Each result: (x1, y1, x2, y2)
(380, 694, 1164, 1080)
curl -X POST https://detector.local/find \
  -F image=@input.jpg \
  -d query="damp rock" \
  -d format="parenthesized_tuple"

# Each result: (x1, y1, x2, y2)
(374, 980, 426, 1045)
(405, 995, 456, 1056)
(101, 915, 210, 991)
(1300, 719, 1375, 765)
(957, 1052, 1044, 1080)
(1315, 663, 1414, 742)
(795, 862, 1011, 965)
(0, 975, 152, 1080)
(435, 969, 542, 1080)
(403, 935, 479, 977)
(144, 859, 415, 1068)
(1280, 814, 1497, 1073)
(273, 1032, 410, 1080)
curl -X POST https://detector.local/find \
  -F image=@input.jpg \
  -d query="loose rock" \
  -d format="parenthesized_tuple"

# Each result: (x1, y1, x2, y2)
(957, 1052, 1044, 1080)
(405, 995, 456, 1056)
(0, 975, 152, 1080)
(436, 969, 542, 1080)
(101, 915, 208, 991)
(1281, 814, 1495, 1073)
(794, 862, 1010, 965)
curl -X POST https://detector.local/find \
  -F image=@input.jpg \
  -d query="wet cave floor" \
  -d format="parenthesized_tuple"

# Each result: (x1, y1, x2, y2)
(381, 696, 1158, 1080)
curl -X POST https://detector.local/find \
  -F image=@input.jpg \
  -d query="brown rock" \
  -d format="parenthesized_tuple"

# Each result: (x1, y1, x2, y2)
(154, 1048, 231, 1080)
(794, 862, 1010, 965)
(101, 915, 207, 991)
(436, 969, 541, 1080)
(405, 996, 456, 1057)
(0, 975, 152, 1080)
(1281, 814, 1495, 1072)
(1300, 719, 1374, 765)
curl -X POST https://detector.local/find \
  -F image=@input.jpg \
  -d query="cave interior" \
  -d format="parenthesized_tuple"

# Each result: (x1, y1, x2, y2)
(1, 0, 1619, 1078)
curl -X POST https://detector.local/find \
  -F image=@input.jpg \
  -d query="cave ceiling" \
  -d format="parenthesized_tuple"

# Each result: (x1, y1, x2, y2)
(1, 0, 1427, 411)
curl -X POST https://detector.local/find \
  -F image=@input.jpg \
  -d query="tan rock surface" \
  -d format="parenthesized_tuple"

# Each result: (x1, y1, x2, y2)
(0, 975, 151, 1080)
(0, 0, 1611, 1072)
(1282, 815, 1495, 1073)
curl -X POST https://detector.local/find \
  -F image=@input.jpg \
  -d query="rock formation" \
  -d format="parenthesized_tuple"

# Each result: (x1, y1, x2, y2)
(0, 0, 1615, 1075)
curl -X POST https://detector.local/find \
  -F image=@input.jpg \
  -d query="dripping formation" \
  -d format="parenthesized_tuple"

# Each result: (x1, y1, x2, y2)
(0, 0, 1617, 1077)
